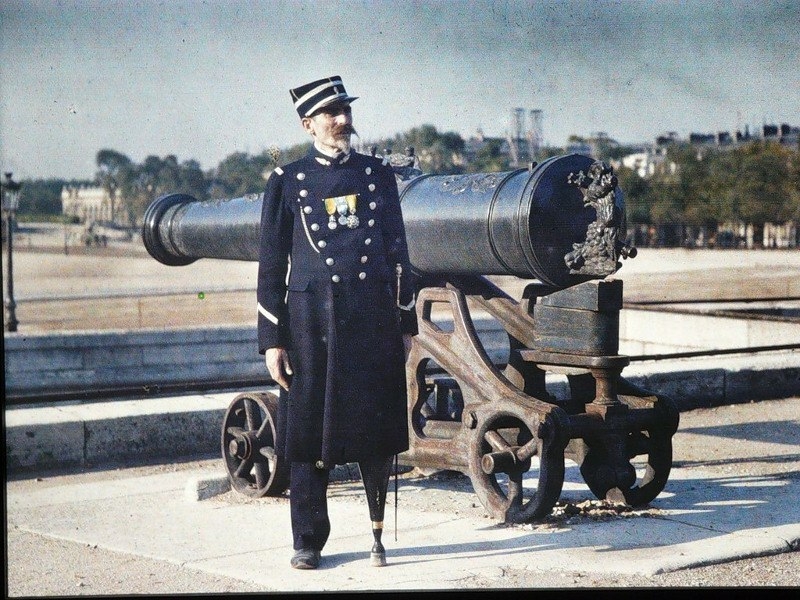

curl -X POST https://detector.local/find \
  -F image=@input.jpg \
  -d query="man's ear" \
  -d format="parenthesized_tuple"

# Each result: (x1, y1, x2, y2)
(301, 117, 314, 136)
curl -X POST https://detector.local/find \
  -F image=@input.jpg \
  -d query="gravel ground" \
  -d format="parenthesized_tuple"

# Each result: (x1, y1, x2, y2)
(6, 503, 799, 594)
(7, 393, 800, 596)
(5, 240, 800, 332)
(6, 232, 799, 593)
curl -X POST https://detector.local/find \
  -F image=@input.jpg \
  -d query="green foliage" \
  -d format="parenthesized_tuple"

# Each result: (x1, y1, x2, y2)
(536, 146, 566, 161)
(603, 144, 641, 161)
(14, 178, 91, 216)
(615, 167, 651, 224)
(467, 138, 509, 173)
(212, 151, 272, 198)
(728, 141, 795, 224)
(13, 128, 799, 236)
(637, 140, 799, 232)
(378, 124, 466, 174)
(276, 142, 313, 166)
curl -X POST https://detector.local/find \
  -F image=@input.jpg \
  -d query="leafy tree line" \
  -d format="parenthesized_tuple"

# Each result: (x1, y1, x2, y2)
(12, 126, 800, 244)
(617, 140, 800, 246)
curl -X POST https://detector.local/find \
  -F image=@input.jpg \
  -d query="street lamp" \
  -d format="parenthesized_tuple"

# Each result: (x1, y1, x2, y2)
(2, 172, 21, 332)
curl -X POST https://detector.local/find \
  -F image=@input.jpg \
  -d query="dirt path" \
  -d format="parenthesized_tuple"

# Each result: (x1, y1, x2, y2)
(5, 242, 800, 332)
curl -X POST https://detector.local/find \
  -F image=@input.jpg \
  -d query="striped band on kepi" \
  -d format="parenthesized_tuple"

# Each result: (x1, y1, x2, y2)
(290, 75, 359, 118)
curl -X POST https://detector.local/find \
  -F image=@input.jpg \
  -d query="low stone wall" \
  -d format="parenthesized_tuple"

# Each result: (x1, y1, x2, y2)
(5, 309, 798, 400)
(620, 307, 800, 355)
(4, 325, 265, 399)
(3, 319, 511, 400)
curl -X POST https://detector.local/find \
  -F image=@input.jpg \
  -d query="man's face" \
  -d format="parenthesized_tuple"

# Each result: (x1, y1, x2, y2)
(302, 102, 355, 154)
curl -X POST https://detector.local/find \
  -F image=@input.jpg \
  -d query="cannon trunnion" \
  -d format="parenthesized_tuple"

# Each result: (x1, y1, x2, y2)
(143, 154, 676, 523)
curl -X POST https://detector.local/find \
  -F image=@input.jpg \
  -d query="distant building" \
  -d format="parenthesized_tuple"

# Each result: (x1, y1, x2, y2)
(764, 123, 800, 147)
(61, 185, 126, 225)
(687, 122, 798, 149)
(464, 129, 511, 162)
(689, 132, 716, 145)
(655, 132, 680, 146)
(619, 146, 676, 178)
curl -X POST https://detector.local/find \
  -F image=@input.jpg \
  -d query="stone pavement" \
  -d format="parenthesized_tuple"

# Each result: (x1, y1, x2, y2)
(6, 396, 800, 592)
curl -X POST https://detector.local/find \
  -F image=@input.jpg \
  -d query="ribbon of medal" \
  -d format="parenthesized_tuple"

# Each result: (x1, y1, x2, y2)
(323, 194, 359, 229)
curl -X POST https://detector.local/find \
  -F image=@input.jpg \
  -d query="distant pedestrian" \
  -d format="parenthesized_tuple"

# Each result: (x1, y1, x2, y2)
(256, 75, 417, 570)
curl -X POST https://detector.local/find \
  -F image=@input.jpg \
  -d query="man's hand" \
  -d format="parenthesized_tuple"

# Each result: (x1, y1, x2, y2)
(265, 347, 293, 391)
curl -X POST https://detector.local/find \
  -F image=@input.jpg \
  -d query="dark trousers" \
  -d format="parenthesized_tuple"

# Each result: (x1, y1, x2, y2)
(290, 456, 393, 552)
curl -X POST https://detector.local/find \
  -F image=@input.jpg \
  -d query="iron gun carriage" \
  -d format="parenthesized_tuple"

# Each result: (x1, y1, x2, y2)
(143, 153, 678, 523)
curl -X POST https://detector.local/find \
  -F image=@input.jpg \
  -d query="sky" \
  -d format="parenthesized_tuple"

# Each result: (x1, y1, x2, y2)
(1, 0, 798, 180)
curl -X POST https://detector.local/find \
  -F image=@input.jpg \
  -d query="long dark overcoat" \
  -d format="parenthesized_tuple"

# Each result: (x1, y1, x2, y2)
(256, 147, 417, 466)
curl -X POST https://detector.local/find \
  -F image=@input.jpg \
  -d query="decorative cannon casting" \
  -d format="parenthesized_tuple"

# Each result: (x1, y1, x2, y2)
(143, 153, 678, 523)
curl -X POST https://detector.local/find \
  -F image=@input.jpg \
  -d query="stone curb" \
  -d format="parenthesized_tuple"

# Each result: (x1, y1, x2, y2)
(6, 351, 799, 474)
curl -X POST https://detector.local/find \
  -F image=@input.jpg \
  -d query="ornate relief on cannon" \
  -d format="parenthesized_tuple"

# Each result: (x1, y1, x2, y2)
(564, 161, 636, 277)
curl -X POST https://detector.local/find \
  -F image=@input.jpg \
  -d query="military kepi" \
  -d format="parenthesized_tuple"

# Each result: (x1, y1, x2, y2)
(290, 75, 358, 118)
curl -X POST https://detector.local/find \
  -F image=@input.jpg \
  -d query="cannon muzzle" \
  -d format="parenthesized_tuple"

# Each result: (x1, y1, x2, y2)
(142, 154, 633, 288)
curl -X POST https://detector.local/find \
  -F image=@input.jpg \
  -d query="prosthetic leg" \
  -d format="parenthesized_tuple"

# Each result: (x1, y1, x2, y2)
(359, 455, 394, 567)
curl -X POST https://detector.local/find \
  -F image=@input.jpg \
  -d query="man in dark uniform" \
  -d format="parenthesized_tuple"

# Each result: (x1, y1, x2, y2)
(256, 75, 417, 570)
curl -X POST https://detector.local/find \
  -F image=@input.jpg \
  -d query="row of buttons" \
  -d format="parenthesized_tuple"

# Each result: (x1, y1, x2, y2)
(295, 165, 381, 284)
(301, 202, 378, 213)
(330, 272, 368, 283)
(325, 256, 369, 266)
(316, 237, 372, 249)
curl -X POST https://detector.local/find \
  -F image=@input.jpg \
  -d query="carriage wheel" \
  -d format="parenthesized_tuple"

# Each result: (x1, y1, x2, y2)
(221, 392, 290, 497)
(579, 427, 673, 506)
(468, 411, 565, 523)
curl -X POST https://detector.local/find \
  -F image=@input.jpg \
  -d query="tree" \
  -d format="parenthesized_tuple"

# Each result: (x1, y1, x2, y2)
(467, 138, 509, 173)
(276, 142, 313, 165)
(15, 179, 76, 217)
(382, 125, 466, 174)
(179, 159, 208, 200)
(727, 141, 795, 246)
(615, 166, 651, 224)
(788, 146, 800, 222)
(95, 149, 135, 222)
(213, 151, 273, 197)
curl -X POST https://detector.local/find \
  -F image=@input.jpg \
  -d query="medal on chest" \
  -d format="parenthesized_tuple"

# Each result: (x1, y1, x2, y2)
(323, 194, 359, 229)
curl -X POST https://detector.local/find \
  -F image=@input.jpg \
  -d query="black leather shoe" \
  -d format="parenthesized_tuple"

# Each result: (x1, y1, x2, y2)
(290, 548, 321, 570)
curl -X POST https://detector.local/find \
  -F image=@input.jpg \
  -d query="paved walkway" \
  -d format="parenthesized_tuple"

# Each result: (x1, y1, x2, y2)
(7, 397, 799, 592)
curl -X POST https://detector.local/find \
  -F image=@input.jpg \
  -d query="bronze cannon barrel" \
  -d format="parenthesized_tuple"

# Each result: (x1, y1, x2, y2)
(143, 153, 630, 288)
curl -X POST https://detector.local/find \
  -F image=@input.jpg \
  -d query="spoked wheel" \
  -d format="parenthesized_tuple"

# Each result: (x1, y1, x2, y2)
(468, 411, 566, 523)
(579, 427, 673, 506)
(221, 391, 289, 497)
